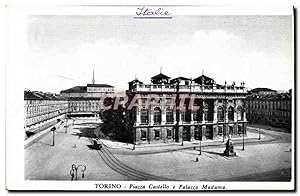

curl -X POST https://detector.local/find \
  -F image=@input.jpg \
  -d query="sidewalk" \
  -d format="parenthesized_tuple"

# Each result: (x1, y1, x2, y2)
(24, 119, 72, 148)
(134, 128, 262, 149)
(104, 129, 273, 155)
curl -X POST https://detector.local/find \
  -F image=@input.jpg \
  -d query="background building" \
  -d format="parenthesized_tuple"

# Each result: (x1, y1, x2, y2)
(246, 88, 291, 131)
(126, 73, 248, 144)
(24, 90, 68, 137)
(60, 71, 114, 117)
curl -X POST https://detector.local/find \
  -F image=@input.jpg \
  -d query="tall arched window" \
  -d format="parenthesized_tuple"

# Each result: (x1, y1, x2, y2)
(204, 106, 208, 121)
(166, 108, 174, 123)
(217, 106, 224, 121)
(181, 110, 191, 123)
(228, 106, 234, 121)
(153, 107, 162, 124)
(140, 108, 149, 124)
(237, 106, 243, 121)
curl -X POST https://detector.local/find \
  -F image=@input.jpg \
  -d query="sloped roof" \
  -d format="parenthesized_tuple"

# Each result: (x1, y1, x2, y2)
(247, 92, 291, 100)
(60, 86, 86, 93)
(193, 75, 214, 85)
(249, 88, 276, 93)
(151, 73, 170, 80)
(24, 90, 62, 100)
(170, 76, 191, 83)
(87, 84, 114, 88)
(128, 79, 143, 84)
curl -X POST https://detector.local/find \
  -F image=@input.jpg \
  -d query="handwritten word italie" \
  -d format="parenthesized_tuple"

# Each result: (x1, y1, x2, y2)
(135, 7, 171, 17)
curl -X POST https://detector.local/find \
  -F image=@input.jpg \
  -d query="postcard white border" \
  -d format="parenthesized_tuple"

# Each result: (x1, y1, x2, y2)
(5, 4, 295, 191)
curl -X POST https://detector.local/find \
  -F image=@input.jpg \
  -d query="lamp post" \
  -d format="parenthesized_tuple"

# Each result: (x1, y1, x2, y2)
(123, 111, 136, 150)
(70, 164, 86, 181)
(242, 127, 245, 151)
(199, 128, 202, 155)
(222, 128, 225, 143)
(65, 119, 68, 134)
(175, 80, 180, 143)
(132, 129, 136, 150)
(258, 128, 261, 140)
(50, 127, 56, 146)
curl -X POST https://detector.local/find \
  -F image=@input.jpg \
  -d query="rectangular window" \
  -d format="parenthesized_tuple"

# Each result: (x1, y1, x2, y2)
(218, 126, 223, 135)
(238, 126, 242, 134)
(155, 130, 160, 139)
(141, 110, 149, 124)
(229, 126, 233, 135)
(141, 131, 146, 140)
(166, 111, 174, 123)
(167, 129, 172, 138)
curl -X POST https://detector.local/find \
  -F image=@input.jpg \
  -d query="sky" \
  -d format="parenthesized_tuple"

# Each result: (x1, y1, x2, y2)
(22, 14, 293, 93)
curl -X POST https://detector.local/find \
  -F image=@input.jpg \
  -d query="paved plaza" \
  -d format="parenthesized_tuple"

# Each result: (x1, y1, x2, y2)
(24, 119, 292, 181)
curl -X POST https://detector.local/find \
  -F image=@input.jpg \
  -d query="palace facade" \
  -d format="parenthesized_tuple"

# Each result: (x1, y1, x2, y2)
(246, 88, 291, 131)
(126, 73, 248, 144)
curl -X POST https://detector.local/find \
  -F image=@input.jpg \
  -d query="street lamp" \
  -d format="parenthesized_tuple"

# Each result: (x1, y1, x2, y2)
(199, 128, 202, 155)
(258, 128, 261, 140)
(181, 128, 184, 146)
(123, 111, 136, 150)
(50, 127, 56, 146)
(242, 127, 245, 151)
(70, 164, 86, 181)
(132, 129, 136, 150)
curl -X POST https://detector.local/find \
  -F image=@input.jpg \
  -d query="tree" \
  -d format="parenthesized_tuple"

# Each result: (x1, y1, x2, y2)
(101, 103, 135, 144)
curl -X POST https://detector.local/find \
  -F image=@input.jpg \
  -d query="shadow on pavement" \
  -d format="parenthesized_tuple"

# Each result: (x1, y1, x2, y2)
(36, 141, 53, 147)
(87, 140, 102, 150)
(72, 127, 98, 139)
(202, 150, 224, 156)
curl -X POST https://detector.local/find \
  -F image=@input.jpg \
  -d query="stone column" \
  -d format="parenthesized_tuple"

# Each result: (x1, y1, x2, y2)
(161, 107, 166, 125)
(190, 105, 194, 125)
(225, 104, 228, 123)
(202, 125, 206, 140)
(150, 107, 154, 126)
(213, 125, 218, 139)
(243, 111, 247, 121)
(179, 111, 182, 125)
(202, 100, 206, 123)
(136, 128, 141, 143)
(136, 106, 141, 125)
(190, 126, 195, 141)
(234, 107, 237, 122)
(179, 126, 183, 142)
(213, 100, 218, 123)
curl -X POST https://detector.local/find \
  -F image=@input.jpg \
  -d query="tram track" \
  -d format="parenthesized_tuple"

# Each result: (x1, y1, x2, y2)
(88, 137, 172, 181)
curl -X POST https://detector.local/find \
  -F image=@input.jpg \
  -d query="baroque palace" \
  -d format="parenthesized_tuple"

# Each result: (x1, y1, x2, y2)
(126, 72, 248, 144)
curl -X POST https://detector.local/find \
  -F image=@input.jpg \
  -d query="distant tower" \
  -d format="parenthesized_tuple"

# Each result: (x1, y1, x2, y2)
(92, 68, 95, 84)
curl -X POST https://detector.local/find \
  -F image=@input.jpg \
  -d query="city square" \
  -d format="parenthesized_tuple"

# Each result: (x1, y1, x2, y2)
(25, 117, 291, 181)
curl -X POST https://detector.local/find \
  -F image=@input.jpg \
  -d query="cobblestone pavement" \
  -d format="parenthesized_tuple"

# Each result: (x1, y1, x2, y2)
(24, 119, 292, 181)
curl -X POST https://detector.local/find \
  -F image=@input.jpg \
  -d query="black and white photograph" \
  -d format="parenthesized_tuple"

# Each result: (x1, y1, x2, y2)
(5, 4, 295, 191)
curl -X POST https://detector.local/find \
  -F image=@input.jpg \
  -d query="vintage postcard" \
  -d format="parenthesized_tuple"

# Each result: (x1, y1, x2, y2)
(5, 4, 295, 191)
